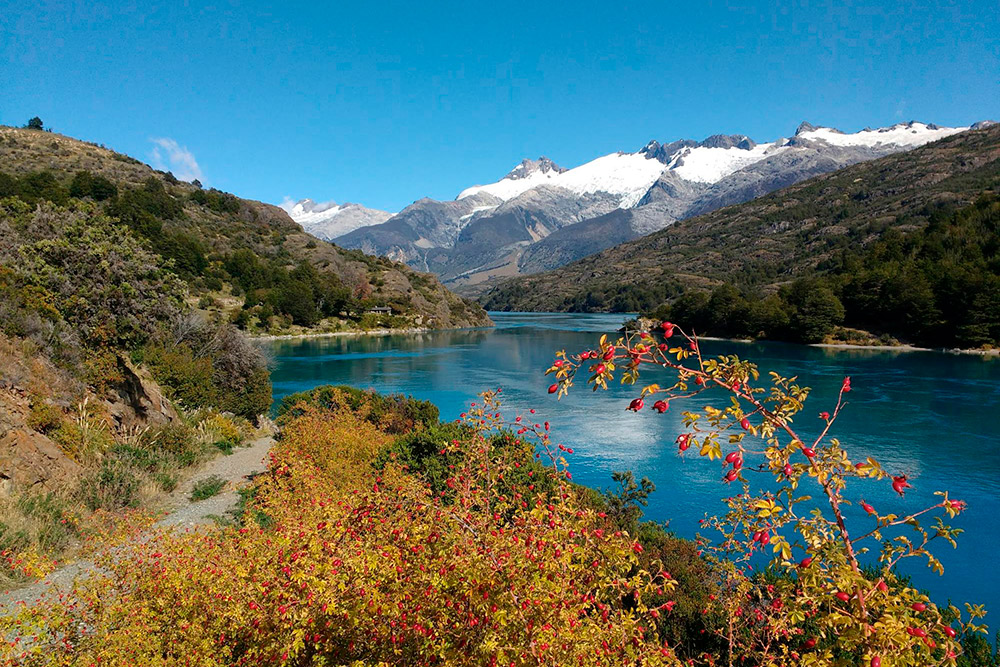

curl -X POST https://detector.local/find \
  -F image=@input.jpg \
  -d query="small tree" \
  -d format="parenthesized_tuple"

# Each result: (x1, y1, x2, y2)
(26, 116, 44, 131)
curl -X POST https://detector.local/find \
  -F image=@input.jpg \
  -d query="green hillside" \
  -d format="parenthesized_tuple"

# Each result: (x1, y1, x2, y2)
(0, 125, 491, 334)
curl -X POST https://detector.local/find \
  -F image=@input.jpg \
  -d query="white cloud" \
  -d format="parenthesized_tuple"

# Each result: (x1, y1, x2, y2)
(149, 137, 203, 183)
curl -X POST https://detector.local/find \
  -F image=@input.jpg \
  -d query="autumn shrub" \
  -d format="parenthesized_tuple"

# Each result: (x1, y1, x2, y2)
(544, 321, 985, 666)
(25, 399, 63, 433)
(0, 395, 680, 666)
(141, 342, 217, 408)
(47, 398, 114, 460)
(141, 315, 272, 420)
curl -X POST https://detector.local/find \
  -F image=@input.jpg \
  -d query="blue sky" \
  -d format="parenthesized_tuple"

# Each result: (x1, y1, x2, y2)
(2, 1, 997, 212)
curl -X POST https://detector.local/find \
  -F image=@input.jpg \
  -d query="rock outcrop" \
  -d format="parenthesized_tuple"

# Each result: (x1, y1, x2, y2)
(109, 356, 179, 426)
(0, 429, 82, 495)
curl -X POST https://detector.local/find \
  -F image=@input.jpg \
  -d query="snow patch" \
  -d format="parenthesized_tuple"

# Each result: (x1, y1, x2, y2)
(458, 152, 667, 208)
(281, 198, 394, 239)
(667, 142, 782, 184)
(797, 122, 967, 149)
(459, 204, 500, 221)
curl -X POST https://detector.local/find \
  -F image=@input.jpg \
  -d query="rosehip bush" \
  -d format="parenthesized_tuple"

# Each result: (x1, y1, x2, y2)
(545, 323, 987, 666)
(0, 389, 685, 666)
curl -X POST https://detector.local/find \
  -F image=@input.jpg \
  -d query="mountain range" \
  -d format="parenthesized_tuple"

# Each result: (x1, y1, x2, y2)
(285, 120, 978, 296)
(480, 121, 1000, 314)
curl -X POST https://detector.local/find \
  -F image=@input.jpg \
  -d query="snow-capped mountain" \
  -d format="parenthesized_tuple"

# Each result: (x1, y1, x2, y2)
(458, 121, 967, 202)
(281, 198, 393, 240)
(288, 120, 977, 294)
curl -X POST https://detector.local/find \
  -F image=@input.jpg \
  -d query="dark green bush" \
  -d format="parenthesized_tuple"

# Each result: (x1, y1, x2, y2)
(148, 423, 202, 467)
(78, 460, 141, 511)
(190, 475, 226, 501)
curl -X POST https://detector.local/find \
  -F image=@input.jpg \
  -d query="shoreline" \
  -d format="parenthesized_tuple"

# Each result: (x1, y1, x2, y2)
(250, 327, 432, 341)
(622, 320, 998, 357)
(812, 341, 999, 356)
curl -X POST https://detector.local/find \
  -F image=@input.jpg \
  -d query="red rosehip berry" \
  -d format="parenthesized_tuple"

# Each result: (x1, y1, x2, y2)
(783, 463, 794, 477)
(677, 434, 691, 452)
(819, 411, 830, 420)
(694, 375, 705, 385)
(594, 363, 606, 374)
(547, 384, 558, 394)
(799, 556, 813, 568)
(725, 451, 741, 464)
(725, 469, 739, 483)
(802, 638, 816, 650)
(758, 532, 770, 545)
(871, 657, 881, 667)
(862, 501, 876, 514)
(943, 626, 957, 638)
(892, 475, 911, 496)
(877, 581, 889, 593)
(603, 347, 616, 361)
(801, 447, 816, 459)
(842, 376, 852, 392)
(835, 592, 851, 603)
(627, 398, 644, 412)
(740, 417, 751, 430)
(653, 400, 669, 413)
(912, 602, 927, 612)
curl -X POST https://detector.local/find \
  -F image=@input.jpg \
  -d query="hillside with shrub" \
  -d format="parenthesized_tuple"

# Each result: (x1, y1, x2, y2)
(0, 194, 271, 586)
(0, 125, 491, 334)
(483, 124, 1000, 348)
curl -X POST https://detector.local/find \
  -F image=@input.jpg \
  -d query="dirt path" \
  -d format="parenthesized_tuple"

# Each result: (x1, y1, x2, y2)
(0, 435, 275, 613)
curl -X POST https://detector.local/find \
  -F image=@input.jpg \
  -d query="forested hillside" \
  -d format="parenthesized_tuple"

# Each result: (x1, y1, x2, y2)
(483, 124, 1000, 347)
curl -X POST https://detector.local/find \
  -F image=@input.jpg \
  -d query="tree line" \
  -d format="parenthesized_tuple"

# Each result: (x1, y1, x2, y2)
(648, 195, 1000, 348)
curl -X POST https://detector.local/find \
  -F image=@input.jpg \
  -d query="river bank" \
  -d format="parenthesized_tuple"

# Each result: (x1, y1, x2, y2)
(621, 317, 998, 357)
(250, 326, 432, 341)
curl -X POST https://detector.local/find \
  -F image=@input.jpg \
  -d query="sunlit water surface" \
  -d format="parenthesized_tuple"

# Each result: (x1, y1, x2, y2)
(266, 312, 1000, 626)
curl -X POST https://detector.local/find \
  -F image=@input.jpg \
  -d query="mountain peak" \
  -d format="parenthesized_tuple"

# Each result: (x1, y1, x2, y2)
(639, 139, 697, 163)
(504, 157, 566, 181)
(698, 134, 757, 150)
(795, 121, 820, 136)
(281, 198, 340, 216)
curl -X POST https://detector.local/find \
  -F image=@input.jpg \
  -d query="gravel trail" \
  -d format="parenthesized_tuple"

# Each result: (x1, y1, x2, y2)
(0, 435, 275, 613)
